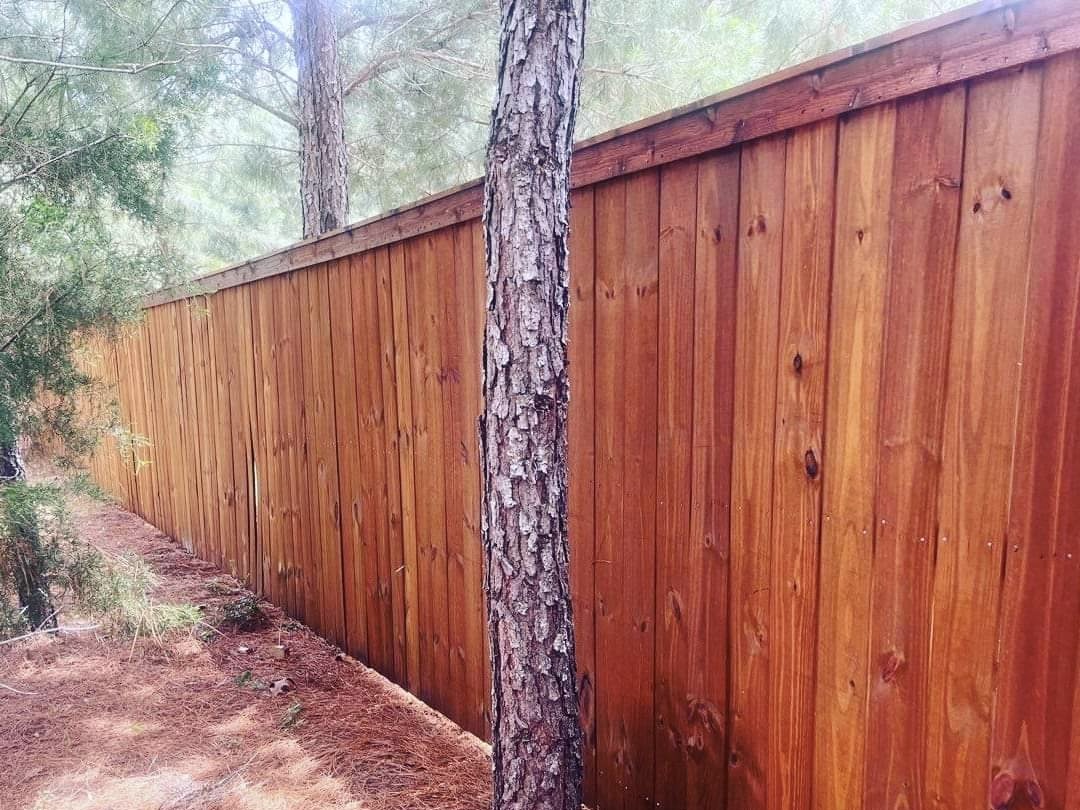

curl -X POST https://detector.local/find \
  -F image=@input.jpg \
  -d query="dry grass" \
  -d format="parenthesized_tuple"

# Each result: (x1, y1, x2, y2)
(0, 487, 491, 810)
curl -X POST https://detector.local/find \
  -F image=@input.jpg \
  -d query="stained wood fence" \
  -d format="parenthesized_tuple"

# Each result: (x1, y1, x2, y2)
(82, 1, 1080, 807)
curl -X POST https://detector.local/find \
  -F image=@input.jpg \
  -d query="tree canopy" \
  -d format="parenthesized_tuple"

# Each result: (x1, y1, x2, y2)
(156, 0, 965, 271)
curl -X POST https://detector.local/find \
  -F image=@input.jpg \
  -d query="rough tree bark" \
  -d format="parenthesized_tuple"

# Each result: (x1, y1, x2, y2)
(288, 0, 349, 238)
(481, 1, 587, 809)
(0, 442, 25, 482)
(0, 441, 56, 629)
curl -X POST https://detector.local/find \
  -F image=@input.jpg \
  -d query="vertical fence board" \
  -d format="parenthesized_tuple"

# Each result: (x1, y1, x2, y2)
(727, 133, 785, 810)
(236, 286, 261, 588)
(441, 223, 470, 727)
(769, 118, 836, 810)
(210, 292, 239, 575)
(812, 102, 895, 809)
(140, 315, 163, 531)
(595, 175, 629, 807)
(268, 277, 296, 617)
(688, 149, 738, 806)
(389, 242, 421, 694)
(306, 266, 347, 646)
(405, 233, 452, 710)
(863, 83, 966, 810)
(192, 300, 224, 570)
(568, 186, 598, 797)
(250, 280, 281, 602)
(330, 257, 369, 659)
(655, 159, 699, 810)
(356, 251, 395, 667)
(447, 222, 486, 738)
(221, 288, 253, 583)
(374, 247, 409, 686)
(926, 64, 1043, 810)
(595, 170, 660, 809)
(991, 51, 1080, 810)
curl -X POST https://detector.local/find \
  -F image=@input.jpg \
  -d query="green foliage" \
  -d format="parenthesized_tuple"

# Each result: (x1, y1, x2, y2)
(218, 592, 265, 631)
(63, 471, 110, 502)
(280, 701, 305, 730)
(234, 669, 269, 690)
(72, 550, 202, 638)
(0, 479, 198, 641)
(0, 481, 75, 633)
(0, 0, 220, 459)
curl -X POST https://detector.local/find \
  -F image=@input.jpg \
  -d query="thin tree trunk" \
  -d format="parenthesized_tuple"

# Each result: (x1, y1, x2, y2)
(0, 442, 24, 482)
(14, 540, 55, 630)
(289, 0, 349, 238)
(0, 440, 55, 630)
(481, 1, 587, 808)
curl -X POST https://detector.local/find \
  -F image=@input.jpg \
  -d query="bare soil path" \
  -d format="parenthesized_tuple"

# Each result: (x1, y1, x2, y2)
(0, 488, 491, 810)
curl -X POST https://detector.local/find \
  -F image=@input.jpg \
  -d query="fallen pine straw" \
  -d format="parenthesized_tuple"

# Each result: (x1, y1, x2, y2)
(0, 483, 491, 810)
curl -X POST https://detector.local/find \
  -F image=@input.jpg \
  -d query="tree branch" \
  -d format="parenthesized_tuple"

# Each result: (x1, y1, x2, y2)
(0, 53, 186, 75)
(342, 4, 492, 96)
(166, 40, 297, 86)
(218, 85, 298, 128)
(0, 286, 78, 356)
(0, 133, 118, 192)
(182, 141, 297, 154)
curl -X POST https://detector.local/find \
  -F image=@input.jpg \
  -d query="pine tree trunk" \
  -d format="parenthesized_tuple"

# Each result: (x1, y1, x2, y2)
(15, 541, 55, 630)
(481, 1, 587, 808)
(289, 0, 349, 238)
(0, 441, 25, 482)
(0, 440, 55, 629)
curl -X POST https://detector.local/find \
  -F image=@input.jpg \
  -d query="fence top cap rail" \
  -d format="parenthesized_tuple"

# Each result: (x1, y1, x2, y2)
(144, 0, 1079, 309)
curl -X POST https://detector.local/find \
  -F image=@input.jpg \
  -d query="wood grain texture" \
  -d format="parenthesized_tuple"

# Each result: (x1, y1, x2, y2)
(367, 249, 408, 684)
(595, 171, 660, 809)
(991, 50, 1080, 810)
(438, 221, 486, 735)
(863, 83, 966, 810)
(655, 159, 700, 809)
(451, 222, 486, 737)
(250, 280, 281, 602)
(769, 118, 836, 810)
(812, 102, 895, 810)
(209, 296, 238, 575)
(354, 250, 394, 666)
(275, 274, 306, 620)
(403, 232, 452, 712)
(727, 133, 786, 810)
(303, 265, 346, 646)
(328, 256, 370, 659)
(568, 186, 597, 800)
(654, 150, 738, 810)
(389, 242, 421, 694)
(926, 64, 1043, 810)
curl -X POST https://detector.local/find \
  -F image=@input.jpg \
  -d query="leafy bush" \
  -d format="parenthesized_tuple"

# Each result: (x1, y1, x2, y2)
(0, 482, 73, 633)
(219, 593, 265, 631)
(73, 551, 202, 639)
(0, 480, 199, 641)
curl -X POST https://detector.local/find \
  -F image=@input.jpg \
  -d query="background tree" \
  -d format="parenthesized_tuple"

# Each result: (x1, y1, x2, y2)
(481, 0, 585, 807)
(166, 0, 966, 272)
(288, 0, 348, 237)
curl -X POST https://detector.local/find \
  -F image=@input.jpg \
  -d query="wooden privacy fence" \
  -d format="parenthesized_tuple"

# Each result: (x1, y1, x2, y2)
(83, 0, 1080, 807)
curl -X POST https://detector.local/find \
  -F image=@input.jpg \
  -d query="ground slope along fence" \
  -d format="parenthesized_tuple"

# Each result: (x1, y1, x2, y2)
(81, 1, 1080, 808)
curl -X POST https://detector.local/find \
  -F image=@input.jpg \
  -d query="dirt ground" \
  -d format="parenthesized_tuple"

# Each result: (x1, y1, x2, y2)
(0, 488, 492, 810)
